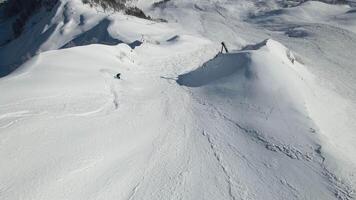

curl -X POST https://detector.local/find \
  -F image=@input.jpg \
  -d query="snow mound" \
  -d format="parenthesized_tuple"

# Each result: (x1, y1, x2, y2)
(177, 39, 356, 199)
(177, 39, 297, 89)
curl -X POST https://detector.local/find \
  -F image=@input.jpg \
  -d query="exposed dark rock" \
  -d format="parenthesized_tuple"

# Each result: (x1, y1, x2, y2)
(0, 1, 60, 78)
(4, 0, 58, 38)
(152, 0, 171, 9)
(82, 0, 153, 20)
(5, 0, 58, 17)
(124, 6, 151, 20)
(82, 0, 126, 11)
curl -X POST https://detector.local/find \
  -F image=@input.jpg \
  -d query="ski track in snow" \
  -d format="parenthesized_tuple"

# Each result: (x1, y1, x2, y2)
(189, 90, 355, 200)
(201, 130, 238, 200)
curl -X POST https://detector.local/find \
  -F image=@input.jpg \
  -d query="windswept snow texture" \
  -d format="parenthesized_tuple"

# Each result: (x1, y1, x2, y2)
(1, 0, 356, 200)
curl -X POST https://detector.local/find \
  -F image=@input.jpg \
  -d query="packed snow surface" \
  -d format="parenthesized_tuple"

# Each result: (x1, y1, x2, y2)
(0, 0, 356, 199)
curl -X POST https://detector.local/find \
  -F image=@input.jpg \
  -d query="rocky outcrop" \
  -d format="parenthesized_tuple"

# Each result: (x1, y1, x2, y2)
(82, 0, 126, 11)
(82, 0, 151, 19)
(4, 0, 58, 37)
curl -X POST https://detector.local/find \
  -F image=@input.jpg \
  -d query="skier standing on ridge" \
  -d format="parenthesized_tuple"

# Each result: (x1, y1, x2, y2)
(221, 42, 229, 53)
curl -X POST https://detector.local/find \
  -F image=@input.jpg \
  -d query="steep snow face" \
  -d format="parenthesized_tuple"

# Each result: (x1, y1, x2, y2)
(1, 0, 356, 200)
(177, 38, 355, 200)
(149, 0, 356, 194)
(246, 2, 356, 175)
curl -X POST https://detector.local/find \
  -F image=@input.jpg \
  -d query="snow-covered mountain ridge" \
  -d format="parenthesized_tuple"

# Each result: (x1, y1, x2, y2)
(0, 0, 356, 199)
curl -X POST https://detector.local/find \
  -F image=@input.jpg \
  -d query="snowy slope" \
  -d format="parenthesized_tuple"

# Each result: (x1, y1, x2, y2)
(1, 0, 356, 199)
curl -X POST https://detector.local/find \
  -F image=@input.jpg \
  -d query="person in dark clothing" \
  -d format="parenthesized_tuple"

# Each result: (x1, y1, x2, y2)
(221, 42, 229, 53)
(116, 73, 121, 79)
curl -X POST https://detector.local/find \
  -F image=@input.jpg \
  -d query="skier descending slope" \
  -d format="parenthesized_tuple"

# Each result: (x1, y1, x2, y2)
(116, 73, 121, 79)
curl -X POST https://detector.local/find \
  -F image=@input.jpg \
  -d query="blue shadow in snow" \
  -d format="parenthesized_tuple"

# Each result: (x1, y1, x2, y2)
(177, 53, 250, 87)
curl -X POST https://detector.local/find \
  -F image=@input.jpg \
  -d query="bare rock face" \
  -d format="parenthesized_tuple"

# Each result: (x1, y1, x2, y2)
(82, 0, 151, 19)
(4, 0, 58, 37)
(82, 0, 127, 11)
(5, 0, 57, 17)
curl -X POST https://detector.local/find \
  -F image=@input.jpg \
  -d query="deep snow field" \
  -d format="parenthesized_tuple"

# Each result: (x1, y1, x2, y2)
(1, 0, 356, 199)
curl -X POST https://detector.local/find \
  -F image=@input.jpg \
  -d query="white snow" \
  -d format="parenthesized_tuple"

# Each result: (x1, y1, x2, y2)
(0, 0, 356, 199)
